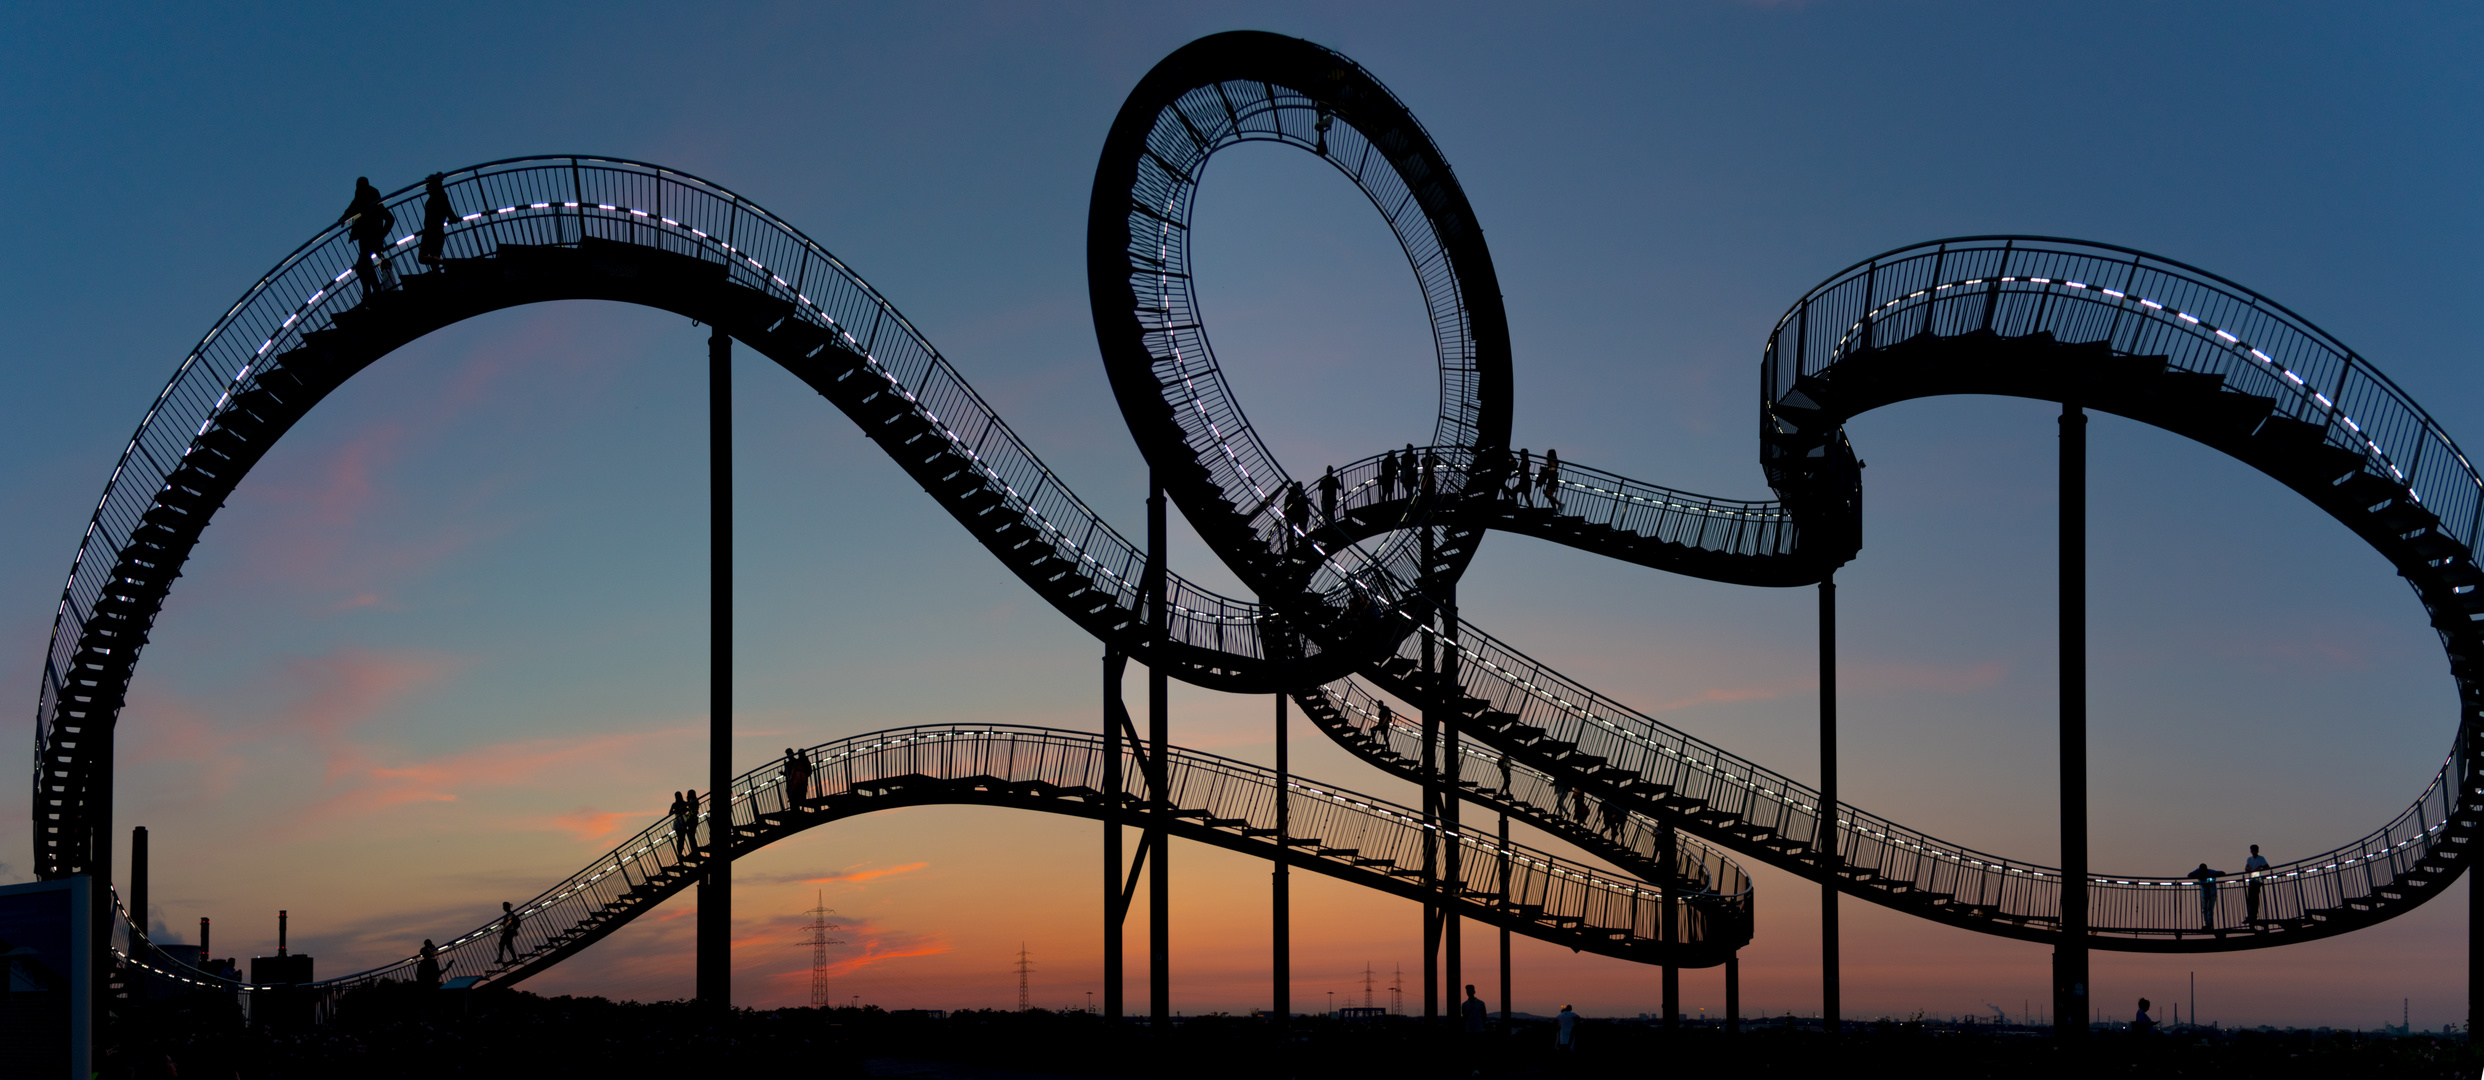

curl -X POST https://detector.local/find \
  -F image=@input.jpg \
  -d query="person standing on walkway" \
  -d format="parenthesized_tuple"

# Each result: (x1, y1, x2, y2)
(1538, 449, 1562, 512)
(1400, 445, 1418, 499)
(416, 173, 456, 269)
(494, 902, 522, 966)
(338, 177, 396, 300)
(1555, 1004, 1579, 1052)
(2131, 997, 2156, 1035)
(2186, 863, 2226, 929)
(2242, 844, 2270, 924)
(784, 748, 814, 810)
(1318, 465, 1341, 528)
(679, 789, 702, 858)
(1512, 449, 1533, 506)
(1378, 451, 1399, 504)
(1462, 984, 1488, 1033)
(415, 939, 445, 989)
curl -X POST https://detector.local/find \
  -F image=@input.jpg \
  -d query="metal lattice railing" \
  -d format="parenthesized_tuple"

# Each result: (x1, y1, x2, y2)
(108, 726, 1733, 995)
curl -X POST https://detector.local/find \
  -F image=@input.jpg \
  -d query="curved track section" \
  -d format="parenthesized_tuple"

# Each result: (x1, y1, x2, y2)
(31, 31, 2476, 964)
(1088, 40, 2475, 950)
(114, 726, 1750, 994)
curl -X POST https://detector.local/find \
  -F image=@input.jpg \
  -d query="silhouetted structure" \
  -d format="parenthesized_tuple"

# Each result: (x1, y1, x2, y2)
(32, 31, 2484, 1037)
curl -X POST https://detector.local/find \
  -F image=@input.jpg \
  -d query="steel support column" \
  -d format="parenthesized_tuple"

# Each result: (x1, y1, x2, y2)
(2056, 403, 2090, 1043)
(1499, 756, 1512, 1034)
(1819, 577, 1838, 1035)
(1146, 476, 1171, 1029)
(1104, 649, 1126, 1021)
(1662, 823, 1679, 1031)
(698, 324, 732, 1008)
(1442, 585, 1461, 1019)
(1725, 954, 1741, 1034)
(1273, 688, 1290, 1028)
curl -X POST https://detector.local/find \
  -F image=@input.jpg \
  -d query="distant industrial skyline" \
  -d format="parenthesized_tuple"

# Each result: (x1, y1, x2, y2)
(0, 2, 2476, 1030)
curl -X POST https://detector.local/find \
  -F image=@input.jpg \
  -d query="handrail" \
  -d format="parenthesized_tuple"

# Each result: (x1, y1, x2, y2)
(105, 725, 1742, 993)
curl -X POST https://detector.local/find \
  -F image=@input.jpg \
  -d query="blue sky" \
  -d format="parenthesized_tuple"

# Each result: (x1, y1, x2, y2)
(2, 2, 2478, 1027)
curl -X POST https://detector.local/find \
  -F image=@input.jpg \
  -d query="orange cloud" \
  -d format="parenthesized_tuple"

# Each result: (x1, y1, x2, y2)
(806, 862, 929, 886)
(547, 807, 650, 843)
(309, 727, 691, 819)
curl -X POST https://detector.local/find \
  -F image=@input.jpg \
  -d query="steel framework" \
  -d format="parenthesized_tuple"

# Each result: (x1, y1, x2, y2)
(28, 32, 2484, 1019)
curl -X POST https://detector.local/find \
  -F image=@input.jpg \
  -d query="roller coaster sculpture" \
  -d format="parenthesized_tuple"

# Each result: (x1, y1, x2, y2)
(32, 33, 2479, 998)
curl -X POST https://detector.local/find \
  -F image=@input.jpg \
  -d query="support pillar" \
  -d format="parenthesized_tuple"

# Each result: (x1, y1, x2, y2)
(1146, 475, 1171, 1030)
(129, 825, 148, 995)
(1662, 824, 1679, 1032)
(1104, 650, 1126, 1021)
(1726, 954, 1741, 1034)
(698, 324, 733, 1008)
(1499, 757, 1512, 1033)
(2055, 403, 2090, 1043)
(1442, 585, 1461, 1019)
(1273, 688, 1290, 1028)
(1819, 577, 1839, 1035)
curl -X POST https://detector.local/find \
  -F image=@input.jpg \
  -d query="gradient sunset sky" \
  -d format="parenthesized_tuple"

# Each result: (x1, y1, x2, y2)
(3, 2, 2479, 1030)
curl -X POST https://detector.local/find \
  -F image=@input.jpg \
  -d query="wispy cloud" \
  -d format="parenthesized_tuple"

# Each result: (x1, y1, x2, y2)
(806, 862, 929, 886)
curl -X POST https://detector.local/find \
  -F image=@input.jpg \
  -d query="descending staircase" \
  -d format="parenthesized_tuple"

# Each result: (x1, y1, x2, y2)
(112, 726, 1749, 995)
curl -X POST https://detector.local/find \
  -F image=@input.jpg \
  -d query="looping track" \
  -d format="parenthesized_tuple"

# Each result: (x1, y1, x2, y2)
(40, 31, 2483, 992)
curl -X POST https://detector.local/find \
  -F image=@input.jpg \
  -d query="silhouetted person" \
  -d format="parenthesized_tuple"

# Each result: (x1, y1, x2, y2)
(1599, 796, 1627, 840)
(416, 173, 455, 269)
(1285, 480, 1310, 544)
(1555, 1004, 1579, 1051)
(670, 791, 693, 858)
(1318, 465, 1340, 526)
(1462, 984, 1487, 1033)
(338, 177, 395, 299)
(414, 938, 444, 989)
(1378, 451, 1399, 503)
(1421, 448, 1439, 503)
(2186, 863, 2226, 928)
(785, 747, 813, 809)
(1401, 444, 1418, 498)
(494, 902, 521, 965)
(2242, 843, 2270, 923)
(2132, 997, 2156, 1035)
(679, 788, 701, 858)
(1513, 449, 1533, 506)
(1539, 449, 1562, 511)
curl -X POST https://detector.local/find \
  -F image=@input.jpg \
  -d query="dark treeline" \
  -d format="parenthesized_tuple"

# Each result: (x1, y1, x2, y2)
(104, 991, 2476, 1079)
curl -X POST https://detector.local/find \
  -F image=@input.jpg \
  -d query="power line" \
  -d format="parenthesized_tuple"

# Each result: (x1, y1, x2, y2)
(804, 891, 844, 1008)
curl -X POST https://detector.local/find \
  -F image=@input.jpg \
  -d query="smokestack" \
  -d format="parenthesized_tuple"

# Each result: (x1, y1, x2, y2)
(278, 910, 288, 956)
(129, 826, 149, 945)
(199, 916, 210, 967)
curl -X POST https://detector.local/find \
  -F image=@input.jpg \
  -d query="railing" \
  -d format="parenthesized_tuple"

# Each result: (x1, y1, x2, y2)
(1343, 606, 2461, 939)
(1307, 677, 1755, 904)
(106, 726, 1730, 997)
(34, 159, 1314, 831)
(1764, 237, 2484, 552)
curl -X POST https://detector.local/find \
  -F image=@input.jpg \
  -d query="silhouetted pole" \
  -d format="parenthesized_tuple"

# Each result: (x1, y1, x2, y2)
(1662, 822, 1679, 1032)
(1103, 649, 1125, 1021)
(1274, 686, 1290, 1028)
(1499, 755, 1512, 1033)
(699, 323, 733, 1008)
(1420, 462, 1447, 1024)
(1819, 577, 1839, 1035)
(1442, 583, 1462, 1017)
(2056, 403, 2090, 1043)
(129, 825, 148, 992)
(1146, 475, 1171, 1029)
(1725, 953, 1741, 1034)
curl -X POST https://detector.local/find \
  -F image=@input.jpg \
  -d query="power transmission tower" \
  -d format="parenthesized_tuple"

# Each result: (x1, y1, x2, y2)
(1363, 962, 1376, 1009)
(804, 891, 844, 1007)
(1390, 963, 1404, 1015)
(1015, 943, 1035, 1010)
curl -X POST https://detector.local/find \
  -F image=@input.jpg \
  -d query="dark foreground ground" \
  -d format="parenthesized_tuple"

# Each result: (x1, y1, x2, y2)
(107, 991, 2478, 1079)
